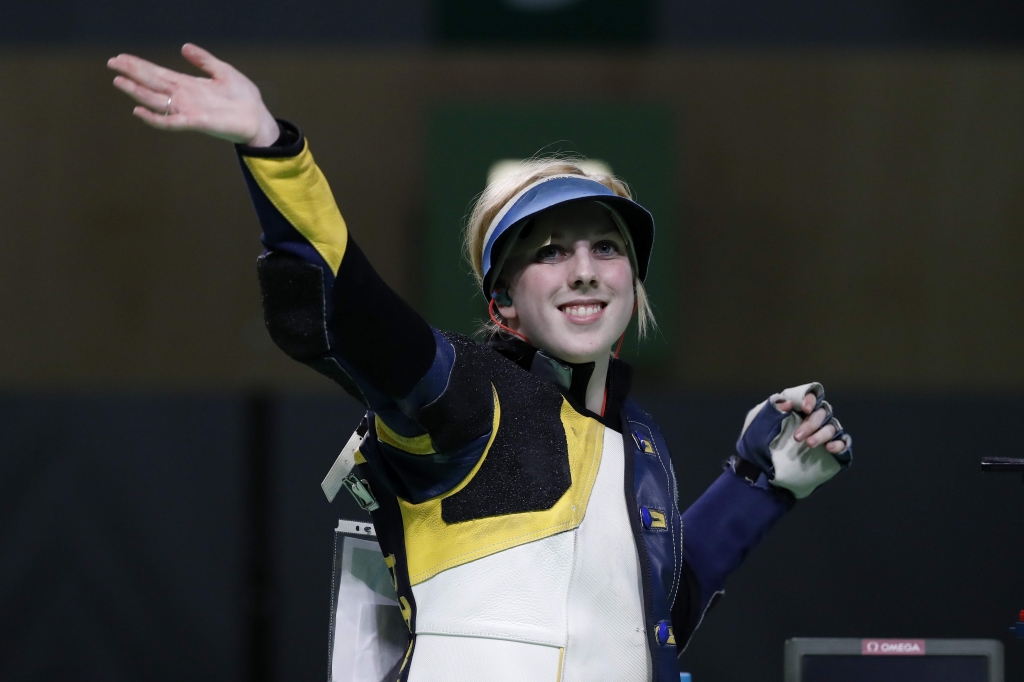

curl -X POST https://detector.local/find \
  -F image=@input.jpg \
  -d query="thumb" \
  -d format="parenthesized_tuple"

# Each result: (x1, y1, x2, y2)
(181, 43, 226, 78)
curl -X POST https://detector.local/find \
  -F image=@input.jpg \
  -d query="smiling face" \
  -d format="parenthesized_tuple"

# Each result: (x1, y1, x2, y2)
(496, 201, 636, 364)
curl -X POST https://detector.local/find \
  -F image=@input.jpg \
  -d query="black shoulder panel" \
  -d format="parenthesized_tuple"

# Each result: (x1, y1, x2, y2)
(432, 333, 572, 524)
(256, 251, 330, 361)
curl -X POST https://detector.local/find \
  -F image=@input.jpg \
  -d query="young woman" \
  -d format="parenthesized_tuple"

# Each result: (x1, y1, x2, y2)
(108, 45, 853, 682)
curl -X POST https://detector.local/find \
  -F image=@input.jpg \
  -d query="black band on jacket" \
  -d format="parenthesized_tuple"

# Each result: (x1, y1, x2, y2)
(234, 119, 304, 158)
(330, 238, 437, 400)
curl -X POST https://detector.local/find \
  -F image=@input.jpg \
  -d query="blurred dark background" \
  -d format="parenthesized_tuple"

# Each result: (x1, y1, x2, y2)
(1, 1, 1023, 680)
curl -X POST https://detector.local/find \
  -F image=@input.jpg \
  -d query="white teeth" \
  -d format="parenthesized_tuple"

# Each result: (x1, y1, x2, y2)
(563, 305, 602, 318)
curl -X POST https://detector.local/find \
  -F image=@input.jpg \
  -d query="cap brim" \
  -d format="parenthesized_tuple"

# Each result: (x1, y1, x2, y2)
(480, 176, 655, 298)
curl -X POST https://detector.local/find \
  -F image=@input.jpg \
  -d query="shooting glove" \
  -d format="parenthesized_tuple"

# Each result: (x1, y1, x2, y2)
(735, 382, 853, 499)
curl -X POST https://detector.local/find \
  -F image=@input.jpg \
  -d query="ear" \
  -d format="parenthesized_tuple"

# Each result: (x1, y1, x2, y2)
(496, 300, 517, 321)
(492, 284, 517, 320)
(492, 286, 512, 307)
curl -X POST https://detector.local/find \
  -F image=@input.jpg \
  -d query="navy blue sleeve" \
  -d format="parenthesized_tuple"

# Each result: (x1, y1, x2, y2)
(673, 465, 792, 649)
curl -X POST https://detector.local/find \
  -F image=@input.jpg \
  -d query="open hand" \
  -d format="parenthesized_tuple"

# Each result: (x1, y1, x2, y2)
(775, 392, 847, 455)
(107, 43, 279, 147)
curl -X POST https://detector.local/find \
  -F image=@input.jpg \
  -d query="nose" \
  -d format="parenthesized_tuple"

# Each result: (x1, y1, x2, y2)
(568, 244, 599, 290)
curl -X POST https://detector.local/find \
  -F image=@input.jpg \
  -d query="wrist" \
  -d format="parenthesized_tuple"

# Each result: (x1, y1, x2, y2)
(729, 455, 771, 488)
(727, 456, 797, 506)
(246, 111, 280, 147)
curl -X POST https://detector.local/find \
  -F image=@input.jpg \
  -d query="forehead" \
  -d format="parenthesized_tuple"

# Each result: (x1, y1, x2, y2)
(532, 201, 621, 241)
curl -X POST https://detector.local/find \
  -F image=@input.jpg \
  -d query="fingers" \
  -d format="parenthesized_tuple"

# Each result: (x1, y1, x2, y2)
(107, 53, 181, 92)
(181, 43, 229, 78)
(112, 76, 173, 113)
(775, 390, 818, 416)
(805, 423, 837, 448)
(794, 406, 830, 442)
(825, 440, 847, 454)
(774, 383, 851, 455)
(132, 106, 190, 131)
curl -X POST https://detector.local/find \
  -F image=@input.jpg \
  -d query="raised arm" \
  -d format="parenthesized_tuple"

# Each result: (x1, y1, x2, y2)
(235, 126, 442, 419)
(107, 46, 463, 442)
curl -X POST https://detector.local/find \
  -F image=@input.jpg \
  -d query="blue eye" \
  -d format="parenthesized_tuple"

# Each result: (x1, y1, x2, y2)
(536, 245, 564, 262)
(594, 241, 619, 256)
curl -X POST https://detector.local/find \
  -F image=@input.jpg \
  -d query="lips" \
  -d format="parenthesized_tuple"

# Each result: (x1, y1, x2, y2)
(558, 300, 607, 323)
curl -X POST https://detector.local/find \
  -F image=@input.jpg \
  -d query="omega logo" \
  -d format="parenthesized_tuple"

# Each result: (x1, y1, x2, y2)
(862, 639, 926, 655)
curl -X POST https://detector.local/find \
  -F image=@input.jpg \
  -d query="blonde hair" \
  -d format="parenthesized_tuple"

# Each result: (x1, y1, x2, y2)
(463, 156, 656, 340)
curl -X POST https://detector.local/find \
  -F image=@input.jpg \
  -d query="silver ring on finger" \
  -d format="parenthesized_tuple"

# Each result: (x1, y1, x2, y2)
(164, 96, 172, 116)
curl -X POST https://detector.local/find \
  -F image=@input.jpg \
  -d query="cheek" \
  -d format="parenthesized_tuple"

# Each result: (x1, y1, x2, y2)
(511, 266, 561, 311)
(604, 262, 635, 299)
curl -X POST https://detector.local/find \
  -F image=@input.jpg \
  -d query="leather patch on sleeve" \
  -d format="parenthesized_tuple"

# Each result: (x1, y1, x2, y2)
(256, 250, 330, 361)
(427, 333, 572, 524)
(417, 333, 497, 452)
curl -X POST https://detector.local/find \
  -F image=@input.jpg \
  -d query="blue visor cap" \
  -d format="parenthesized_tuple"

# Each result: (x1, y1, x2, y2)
(480, 175, 655, 299)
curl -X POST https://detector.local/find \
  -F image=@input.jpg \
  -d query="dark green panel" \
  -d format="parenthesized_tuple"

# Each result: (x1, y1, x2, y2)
(426, 104, 675, 368)
(434, 0, 653, 46)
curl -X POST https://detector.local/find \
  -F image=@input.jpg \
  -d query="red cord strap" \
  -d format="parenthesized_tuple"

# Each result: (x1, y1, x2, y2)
(613, 301, 639, 359)
(488, 298, 530, 344)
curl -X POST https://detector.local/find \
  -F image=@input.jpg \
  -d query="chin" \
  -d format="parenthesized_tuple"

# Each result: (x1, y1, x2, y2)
(526, 312, 627, 364)
(547, 335, 614, 364)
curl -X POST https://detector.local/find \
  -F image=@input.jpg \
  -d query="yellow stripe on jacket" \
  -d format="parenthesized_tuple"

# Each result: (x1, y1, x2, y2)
(376, 415, 436, 455)
(399, 391, 605, 585)
(242, 140, 348, 275)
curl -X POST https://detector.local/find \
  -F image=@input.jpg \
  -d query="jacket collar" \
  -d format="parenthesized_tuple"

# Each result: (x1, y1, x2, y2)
(487, 334, 633, 427)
